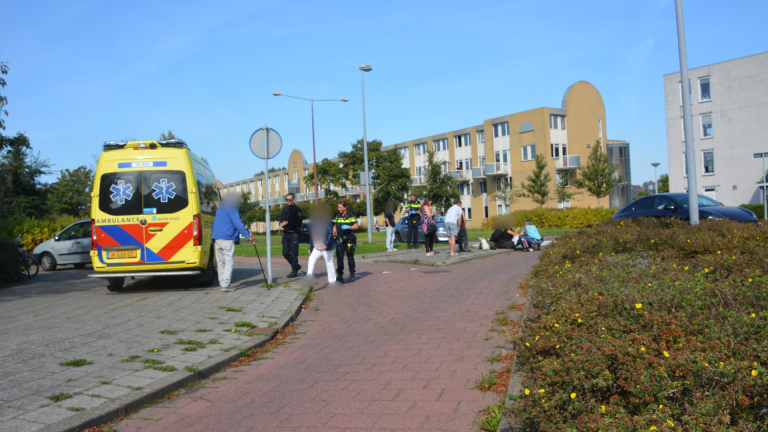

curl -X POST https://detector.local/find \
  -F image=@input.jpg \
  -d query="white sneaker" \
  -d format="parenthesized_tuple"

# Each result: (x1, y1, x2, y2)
(220, 286, 233, 292)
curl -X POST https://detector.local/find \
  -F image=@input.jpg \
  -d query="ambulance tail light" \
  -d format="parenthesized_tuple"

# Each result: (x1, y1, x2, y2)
(193, 214, 201, 246)
(91, 220, 97, 250)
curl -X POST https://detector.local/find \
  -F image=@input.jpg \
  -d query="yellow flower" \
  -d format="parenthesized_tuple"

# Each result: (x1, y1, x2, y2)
(663, 351, 670, 357)
(749, 278, 753, 283)
(231, 329, 236, 332)
(524, 389, 530, 395)
(601, 405, 606, 414)
(684, 266, 689, 270)
(578, 318, 582, 323)
(659, 404, 663, 409)
(554, 324, 559, 328)
(556, 345, 560, 349)
(599, 253, 602, 256)
(667, 419, 675, 427)
(687, 239, 690, 243)
(717, 251, 720, 254)
(751, 313, 756, 318)
(641, 347, 646, 352)
(577, 250, 580, 254)
(705, 268, 709, 273)
(570, 393, 576, 399)
(635, 303, 642, 309)
(538, 389, 545, 393)
(651, 240, 654, 243)
(153, 349, 158, 352)
(525, 342, 530, 346)
(650, 427, 657, 431)
(752, 370, 758, 377)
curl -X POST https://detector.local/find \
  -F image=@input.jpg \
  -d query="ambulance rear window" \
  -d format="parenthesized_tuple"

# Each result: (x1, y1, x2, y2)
(99, 172, 143, 216)
(143, 171, 189, 214)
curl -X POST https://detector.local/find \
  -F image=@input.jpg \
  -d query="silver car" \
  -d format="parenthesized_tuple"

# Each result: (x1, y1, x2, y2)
(33, 220, 92, 271)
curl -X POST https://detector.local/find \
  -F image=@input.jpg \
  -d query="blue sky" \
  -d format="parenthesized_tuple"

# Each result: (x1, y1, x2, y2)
(3, 0, 767, 186)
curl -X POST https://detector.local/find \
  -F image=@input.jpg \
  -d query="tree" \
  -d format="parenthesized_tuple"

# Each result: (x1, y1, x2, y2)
(520, 154, 552, 207)
(159, 130, 178, 140)
(573, 140, 623, 207)
(490, 179, 517, 215)
(49, 166, 94, 217)
(238, 190, 259, 227)
(336, 138, 411, 214)
(554, 174, 579, 211)
(632, 191, 650, 200)
(0, 133, 50, 218)
(304, 158, 345, 200)
(657, 173, 669, 193)
(419, 148, 459, 213)
(0, 54, 8, 131)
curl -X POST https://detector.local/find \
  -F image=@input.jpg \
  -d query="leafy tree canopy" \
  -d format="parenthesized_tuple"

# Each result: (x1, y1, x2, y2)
(520, 154, 552, 207)
(0, 133, 50, 218)
(49, 166, 94, 217)
(657, 173, 669, 193)
(159, 130, 178, 140)
(418, 148, 459, 213)
(573, 140, 623, 207)
(0, 54, 8, 131)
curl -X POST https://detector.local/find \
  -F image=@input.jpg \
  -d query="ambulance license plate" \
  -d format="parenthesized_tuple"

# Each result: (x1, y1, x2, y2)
(107, 251, 137, 259)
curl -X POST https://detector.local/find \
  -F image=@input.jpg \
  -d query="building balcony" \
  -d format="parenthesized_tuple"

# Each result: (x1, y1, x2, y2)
(287, 179, 300, 187)
(411, 176, 426, 186)
(346, 186, 361, 195)
(472, 165, 486, 178)
(449, 170, 472, 182)
(295, 193, 307, 201)
(555, 155, 580, 169)
(485, 163, 510, 176)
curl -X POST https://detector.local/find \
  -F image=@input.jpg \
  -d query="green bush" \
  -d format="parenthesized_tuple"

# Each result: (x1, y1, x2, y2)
(0, 216, 81, 251)
(0, 236, 21, 286)
(741, 204, 764, 220)
(481, 207, 615, 230)
(512, 218, 768, 430)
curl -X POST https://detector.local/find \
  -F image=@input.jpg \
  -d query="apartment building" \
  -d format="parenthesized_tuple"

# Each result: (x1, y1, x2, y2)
(664, 51, 768, 206)
(220, 81, 626, 229)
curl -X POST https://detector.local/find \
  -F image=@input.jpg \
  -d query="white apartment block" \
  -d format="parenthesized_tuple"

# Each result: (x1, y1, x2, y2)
(664, 51, 768, 206)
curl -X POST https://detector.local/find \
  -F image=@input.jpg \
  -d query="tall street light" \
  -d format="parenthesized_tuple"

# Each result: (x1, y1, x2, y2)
(273, 92, 348, 204)
(675, 0, 699, 225)
(652, 162, 660, 194)
(360, 64, 373, 244)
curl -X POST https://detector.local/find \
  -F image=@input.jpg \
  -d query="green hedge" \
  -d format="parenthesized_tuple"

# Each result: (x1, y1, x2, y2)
(741, 204, 765, 220)
(482, 207, 616, 230)
(512, 218, 768, 430)
(0, 236, 22, 286)
(0, 216, 81, 251)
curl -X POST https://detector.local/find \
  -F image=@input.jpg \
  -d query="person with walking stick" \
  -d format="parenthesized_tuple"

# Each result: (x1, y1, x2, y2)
(211, 192, 254, 292)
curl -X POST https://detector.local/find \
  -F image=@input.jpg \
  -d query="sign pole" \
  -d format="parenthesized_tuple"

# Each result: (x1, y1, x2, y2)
(264, 126, 272, 283)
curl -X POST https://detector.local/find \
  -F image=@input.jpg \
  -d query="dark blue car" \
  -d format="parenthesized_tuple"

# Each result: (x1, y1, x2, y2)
(613, 193, 759, 222)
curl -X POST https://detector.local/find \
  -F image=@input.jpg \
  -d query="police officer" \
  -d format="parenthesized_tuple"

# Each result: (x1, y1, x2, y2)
(280, 192, 303, 278)
(404, 194, 421, 250)
(333, 201, 359, 283)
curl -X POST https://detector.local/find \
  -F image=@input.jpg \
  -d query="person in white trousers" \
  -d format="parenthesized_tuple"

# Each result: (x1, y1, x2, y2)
(306, 206, 337, 284)
(384, 201, 396, 252)
(211, 192, 254, 291)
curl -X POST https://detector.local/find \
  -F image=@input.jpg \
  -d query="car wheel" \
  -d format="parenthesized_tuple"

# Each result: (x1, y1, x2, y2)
(395, 232, 403, 243)
(106, 277, 125, 292)
(73, 263, 87, 269)
(40, 253, 57, 272)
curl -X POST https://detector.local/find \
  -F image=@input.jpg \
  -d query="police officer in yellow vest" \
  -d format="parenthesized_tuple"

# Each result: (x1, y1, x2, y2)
(333, 201, 359, 283)
(403, 194, 421, 250)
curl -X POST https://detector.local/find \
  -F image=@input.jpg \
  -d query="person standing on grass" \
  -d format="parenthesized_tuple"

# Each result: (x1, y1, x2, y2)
(444, 199, 463, 257)
(384, 201, 396, 252)
(279, 192, 303, 278)
(403, 194, 421, 250)
(421, 197, 436, 257)
(211, 192, 254, 292)
(518, 219, 543, 252)
(306, 205, 336, 284)
(333, 201, 359, 283)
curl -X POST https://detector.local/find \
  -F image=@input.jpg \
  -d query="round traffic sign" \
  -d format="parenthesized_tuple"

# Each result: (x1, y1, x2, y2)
(249, 127, 282, 160)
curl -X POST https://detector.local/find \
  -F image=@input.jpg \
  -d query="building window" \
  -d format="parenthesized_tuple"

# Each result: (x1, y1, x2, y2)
(479, 179, 487, 194)
(701, 114, 713, 138)
(479, 155, 486, 168)
(551, 143, 567, 158)
(304, 168, 309, 177)
(250, 181, 255, 190)
(453, 134, 470, 148)
(493, 122, 509, 137)
(556, 171, 570, 187)
(434, 138, 448, 151)
(284, 174, 288, 183)
(683, 153, 687, 177)
(557, 200, 571, 209)
(415, 142, 427, 155)
(258, 179, 263, 188)
(466, 207, 472, 220)
(293, 161, 297, 168)
(699, 77, 711, 102)
(703, 150, 715, 174)
(522, 144, 536, 161)
(484, 206, 488, 219)
(398, 147, 409, 159)
(549, 115, 566, 130)
(477, 130, 485, 144)
(293, 171, 298, 180)
(704, 187, 716, 200)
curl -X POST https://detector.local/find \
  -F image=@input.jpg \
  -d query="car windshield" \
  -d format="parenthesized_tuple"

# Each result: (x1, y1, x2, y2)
(676, 195, 722, 208)
(434, 215, 445, 223)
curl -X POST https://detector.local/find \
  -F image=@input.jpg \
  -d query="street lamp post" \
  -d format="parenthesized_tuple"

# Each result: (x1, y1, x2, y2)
(273, 92, 348, 204)
(652, 162, 660, 194)
(360, 64, 373, 244)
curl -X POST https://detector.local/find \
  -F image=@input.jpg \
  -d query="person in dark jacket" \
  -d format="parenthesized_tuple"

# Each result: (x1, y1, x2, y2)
(306, 205, 336, 284)
(280, 192, 303, 278)
(457, 212, 470, 252)
(333, 201, 359, 283)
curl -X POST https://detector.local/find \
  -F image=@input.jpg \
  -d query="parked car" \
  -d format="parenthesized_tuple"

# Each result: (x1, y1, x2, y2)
(613, 193, 759, 222)
(33, 220, 92, 271)
(394, 215, 450, 243)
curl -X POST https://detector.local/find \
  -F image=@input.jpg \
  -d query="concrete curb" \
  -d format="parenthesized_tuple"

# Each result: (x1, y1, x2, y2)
(40, 286, 311, 432)
(498, 290, 534, 432)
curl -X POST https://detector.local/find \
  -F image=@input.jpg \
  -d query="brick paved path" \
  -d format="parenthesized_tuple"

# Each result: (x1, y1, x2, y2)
(114, 251, 539, 432)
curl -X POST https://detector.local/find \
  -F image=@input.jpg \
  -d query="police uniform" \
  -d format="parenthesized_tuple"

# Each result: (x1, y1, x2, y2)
(333, 211, 357, 282)
(404, 201, 421, 249)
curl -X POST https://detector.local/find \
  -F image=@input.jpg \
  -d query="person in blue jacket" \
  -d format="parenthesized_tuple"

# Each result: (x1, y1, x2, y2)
(211, 192, 254, 291)
(306, 205, 337, 284)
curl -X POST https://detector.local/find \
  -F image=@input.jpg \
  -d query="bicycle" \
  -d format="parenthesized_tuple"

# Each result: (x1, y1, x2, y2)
(16, 233, 39, 279)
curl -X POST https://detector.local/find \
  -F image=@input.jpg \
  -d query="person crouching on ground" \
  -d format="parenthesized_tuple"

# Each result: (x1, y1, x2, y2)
(211, 192, 255, 292)
(306, 205, 336, 284)
(333, 201, 359, 283)
(518, 219, 543, 251)
(280, 192, 303, 278)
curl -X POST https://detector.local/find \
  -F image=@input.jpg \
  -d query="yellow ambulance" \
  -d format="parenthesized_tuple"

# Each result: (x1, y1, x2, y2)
(88, 139, 220, 291)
